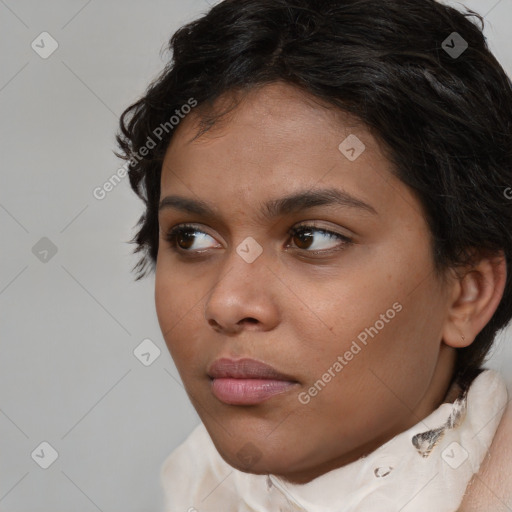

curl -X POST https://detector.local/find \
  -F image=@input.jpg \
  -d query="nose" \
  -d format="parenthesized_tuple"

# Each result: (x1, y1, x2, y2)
(204, 248, 280, 335)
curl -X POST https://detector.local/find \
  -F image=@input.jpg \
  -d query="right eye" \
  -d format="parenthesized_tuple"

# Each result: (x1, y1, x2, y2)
(164, 223, 221, 253)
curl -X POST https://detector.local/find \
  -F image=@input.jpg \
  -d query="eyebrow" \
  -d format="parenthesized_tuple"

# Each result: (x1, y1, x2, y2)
(158, 188, 378, 220)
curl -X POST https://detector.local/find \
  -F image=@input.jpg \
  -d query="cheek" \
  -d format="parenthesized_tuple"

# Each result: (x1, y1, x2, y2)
(295, 256, 442, 405)
(154, 253, 198, 324)
(154, 264, 175, 332)
(154, 260, 191, 351)
(292, 304, 439, 451)
(154, 260, 207, 371)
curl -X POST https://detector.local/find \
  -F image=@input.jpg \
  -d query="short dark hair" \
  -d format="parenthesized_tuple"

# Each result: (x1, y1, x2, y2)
(116, 0, 512, 384)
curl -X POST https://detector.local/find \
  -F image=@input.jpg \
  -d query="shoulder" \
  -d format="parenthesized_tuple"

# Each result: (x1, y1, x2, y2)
(160, 422, 235, 511)
(159, 423, 210, 509)
(459, 395, 512, 511)
(160, 422, 210, 474)
(160, 422, 218, 486)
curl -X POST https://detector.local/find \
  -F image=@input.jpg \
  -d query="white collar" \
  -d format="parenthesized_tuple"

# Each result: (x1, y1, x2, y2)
(160, 369, 508, 512)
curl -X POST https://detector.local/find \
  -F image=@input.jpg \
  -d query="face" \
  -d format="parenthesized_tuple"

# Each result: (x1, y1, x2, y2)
(155, 82, 457, 484)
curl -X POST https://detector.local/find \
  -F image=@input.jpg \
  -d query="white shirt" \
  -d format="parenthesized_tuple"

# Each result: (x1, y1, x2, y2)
(160, 369, 507, 512)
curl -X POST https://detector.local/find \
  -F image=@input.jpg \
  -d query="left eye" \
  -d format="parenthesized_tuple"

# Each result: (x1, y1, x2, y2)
(287, 225, 351, 252)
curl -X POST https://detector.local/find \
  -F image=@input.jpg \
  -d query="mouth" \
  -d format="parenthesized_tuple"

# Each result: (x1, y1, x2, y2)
(207, 357, 300, 405)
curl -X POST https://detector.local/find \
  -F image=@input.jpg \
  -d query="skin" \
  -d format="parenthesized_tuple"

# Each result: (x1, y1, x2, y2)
(155, 82, 507, 485)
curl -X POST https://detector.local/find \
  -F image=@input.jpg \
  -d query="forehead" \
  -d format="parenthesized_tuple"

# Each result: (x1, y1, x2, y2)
(160, 82, 424, 225)
(168, 82, 373, 155)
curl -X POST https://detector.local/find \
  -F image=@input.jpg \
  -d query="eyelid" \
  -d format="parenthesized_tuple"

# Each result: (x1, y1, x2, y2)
(164, 222, 221, 249)
(287, 221, 352, 240)
(285, 223, 352, 254)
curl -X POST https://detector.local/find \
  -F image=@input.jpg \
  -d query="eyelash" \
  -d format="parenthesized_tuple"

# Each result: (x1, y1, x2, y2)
(164, 223, 353, 256)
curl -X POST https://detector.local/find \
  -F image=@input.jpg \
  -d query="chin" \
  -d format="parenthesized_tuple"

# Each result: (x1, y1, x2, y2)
(213, 438, 294, 476)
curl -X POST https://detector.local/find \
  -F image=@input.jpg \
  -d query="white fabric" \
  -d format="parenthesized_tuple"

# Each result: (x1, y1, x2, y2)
(160, 369, 507, 512)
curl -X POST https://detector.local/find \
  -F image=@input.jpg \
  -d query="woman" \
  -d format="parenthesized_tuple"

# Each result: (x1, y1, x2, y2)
(116, 0, 512, 509)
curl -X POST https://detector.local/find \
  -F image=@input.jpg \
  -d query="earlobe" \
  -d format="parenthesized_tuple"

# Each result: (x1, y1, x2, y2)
(441, 252, 507, 350)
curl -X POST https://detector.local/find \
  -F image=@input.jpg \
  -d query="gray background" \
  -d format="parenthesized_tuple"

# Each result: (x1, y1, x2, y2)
(0, 1, 511, 510)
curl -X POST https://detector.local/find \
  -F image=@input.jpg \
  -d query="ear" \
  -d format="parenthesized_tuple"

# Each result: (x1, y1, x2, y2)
(442, 250, 507, 349)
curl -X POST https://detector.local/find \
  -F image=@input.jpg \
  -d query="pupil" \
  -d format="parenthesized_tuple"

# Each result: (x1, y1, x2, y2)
(178, 230, 195, 249)
(295, 229, 313, 249)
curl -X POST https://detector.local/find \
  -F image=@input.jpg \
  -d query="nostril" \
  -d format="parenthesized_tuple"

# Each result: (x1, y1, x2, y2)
(208, 319, 220, 329)
(238, 318, 259, 328)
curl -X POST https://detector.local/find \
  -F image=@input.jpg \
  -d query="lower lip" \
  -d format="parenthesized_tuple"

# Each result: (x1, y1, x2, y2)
(210, 378, 298, 405)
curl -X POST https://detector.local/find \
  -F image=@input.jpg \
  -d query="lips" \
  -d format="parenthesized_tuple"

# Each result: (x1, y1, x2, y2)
(207, 357, 297, 381)
(207, 357, 299, 405)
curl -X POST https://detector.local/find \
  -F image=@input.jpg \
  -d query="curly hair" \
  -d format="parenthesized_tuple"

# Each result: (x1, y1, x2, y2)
(116, 0, 512, 385)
